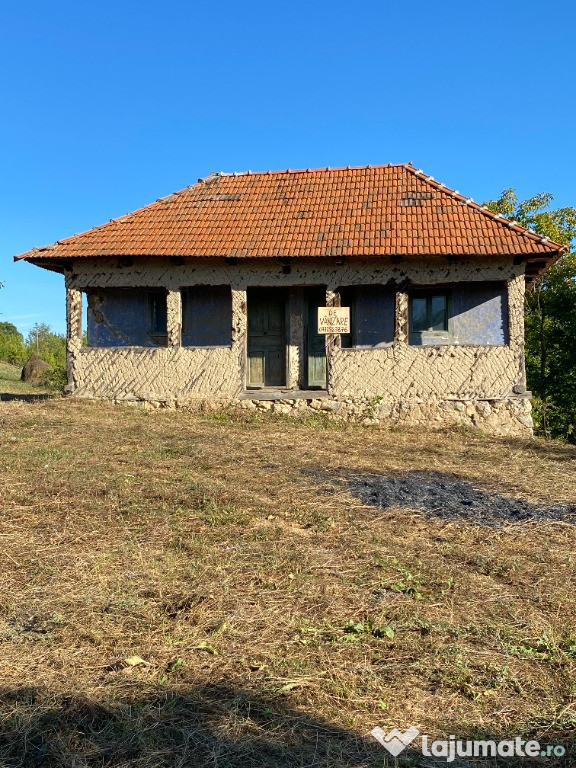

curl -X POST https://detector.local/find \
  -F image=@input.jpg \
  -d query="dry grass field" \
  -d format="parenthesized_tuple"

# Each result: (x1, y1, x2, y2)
(1, 397, 575, 767)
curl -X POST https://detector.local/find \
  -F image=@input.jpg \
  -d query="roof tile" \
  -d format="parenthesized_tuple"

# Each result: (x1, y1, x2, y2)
(16, 164, 565, 263)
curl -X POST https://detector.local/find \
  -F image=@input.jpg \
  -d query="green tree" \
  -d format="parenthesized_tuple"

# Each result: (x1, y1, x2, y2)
(485, 190, 576, 440)
(0, 321, 26, 365)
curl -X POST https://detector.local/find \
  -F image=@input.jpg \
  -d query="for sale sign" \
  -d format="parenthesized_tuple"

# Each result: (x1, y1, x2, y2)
(318, 307, 350, 334)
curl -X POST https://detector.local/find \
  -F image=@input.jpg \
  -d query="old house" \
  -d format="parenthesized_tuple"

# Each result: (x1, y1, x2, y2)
(16, 164, 565, 434)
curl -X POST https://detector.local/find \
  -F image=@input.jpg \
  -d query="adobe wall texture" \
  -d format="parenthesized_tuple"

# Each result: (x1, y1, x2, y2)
(64, 256, 532, 436)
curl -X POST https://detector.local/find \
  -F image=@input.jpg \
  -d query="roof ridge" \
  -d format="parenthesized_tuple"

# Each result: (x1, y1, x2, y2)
(213, 163, 410, 178)
(404, 165, 567, 253)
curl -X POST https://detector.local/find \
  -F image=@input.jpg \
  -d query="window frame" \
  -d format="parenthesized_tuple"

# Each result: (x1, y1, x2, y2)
(84, 287, 168, 348)
(147, 290, 169, 346)
(408, 287, 453, 343)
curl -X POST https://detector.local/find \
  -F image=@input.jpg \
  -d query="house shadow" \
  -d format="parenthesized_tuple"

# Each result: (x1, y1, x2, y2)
(0, 682, 572, 767)
(0, 682, 386, 768)
(0, 393, 55, 402)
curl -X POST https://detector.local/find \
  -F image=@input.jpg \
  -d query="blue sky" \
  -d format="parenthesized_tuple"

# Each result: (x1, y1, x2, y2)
(1, 0, 575, 336)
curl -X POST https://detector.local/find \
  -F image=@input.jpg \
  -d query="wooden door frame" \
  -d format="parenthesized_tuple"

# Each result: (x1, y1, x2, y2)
(245, 287, 289, 389)
(303, 285, 328, 390)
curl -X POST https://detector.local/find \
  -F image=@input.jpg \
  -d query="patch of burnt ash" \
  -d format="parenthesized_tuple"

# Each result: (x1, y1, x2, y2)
(347, 471, 576, 526)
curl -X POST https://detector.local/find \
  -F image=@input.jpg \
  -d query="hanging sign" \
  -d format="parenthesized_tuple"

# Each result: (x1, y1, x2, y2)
(318, 306, 350, 334)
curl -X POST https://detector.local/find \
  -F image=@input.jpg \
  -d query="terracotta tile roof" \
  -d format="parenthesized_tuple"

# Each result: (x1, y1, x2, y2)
(16, 164, 565, 266)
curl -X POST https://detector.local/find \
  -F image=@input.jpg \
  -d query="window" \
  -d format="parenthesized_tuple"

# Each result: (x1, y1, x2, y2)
(86, 288, 167, 347)
(408, 283, 508, 346)
(181, 286, 232, 347)
(148, 291, 168, 345)
(338, 285, 395, 348)
(410, 293, 449, 335)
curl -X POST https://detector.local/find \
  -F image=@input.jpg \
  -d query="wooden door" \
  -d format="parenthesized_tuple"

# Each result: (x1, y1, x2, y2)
(247, 289, 286, 387)
(306, 287, 327, 388)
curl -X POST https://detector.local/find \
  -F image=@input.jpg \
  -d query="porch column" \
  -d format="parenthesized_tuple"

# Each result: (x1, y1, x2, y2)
(166, 290, 182, 347)
(288, 287, 304, 389)
(231, 288, 247, 394)
(65, 281, 82, 393)
(395, 288, 409, 344)
(507, 274, 527, 387)
(325, 289, 339, 394)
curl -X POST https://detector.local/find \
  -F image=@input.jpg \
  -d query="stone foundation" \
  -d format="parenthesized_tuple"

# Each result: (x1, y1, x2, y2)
(108, 393, 533, 437)
(237, 395, 533, 436)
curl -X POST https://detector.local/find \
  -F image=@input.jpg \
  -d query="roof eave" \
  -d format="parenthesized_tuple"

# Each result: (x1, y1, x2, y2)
(18, 256, 71, 274)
